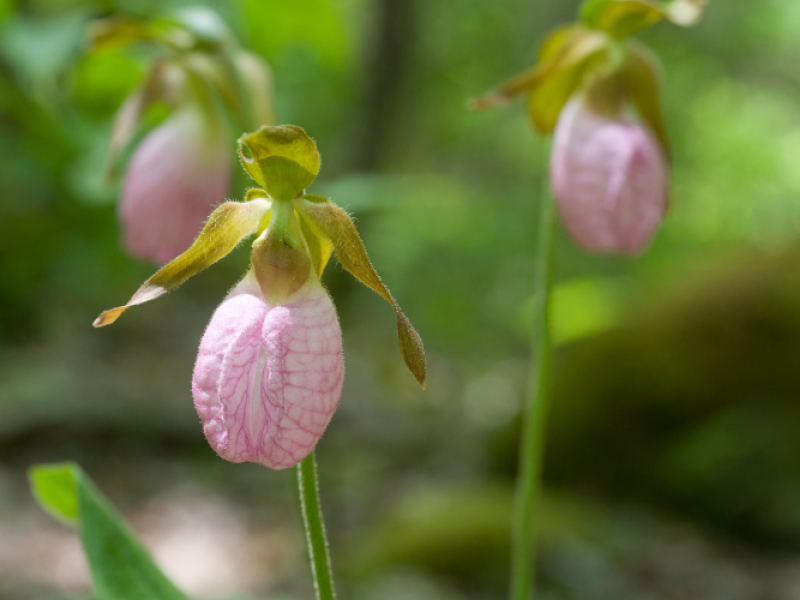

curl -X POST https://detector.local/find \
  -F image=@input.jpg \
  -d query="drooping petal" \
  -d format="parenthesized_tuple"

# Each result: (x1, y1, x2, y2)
(295, 195, 426, 388)
(550, 95, 667, 254)
(192, 272, 344, 469)
(119, 105, 231, 264)
(94, 198, 270, 327)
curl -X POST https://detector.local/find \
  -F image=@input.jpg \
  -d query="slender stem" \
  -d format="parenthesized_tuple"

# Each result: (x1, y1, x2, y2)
(510, 177, 557, 600)
(297, 451, 337, 600)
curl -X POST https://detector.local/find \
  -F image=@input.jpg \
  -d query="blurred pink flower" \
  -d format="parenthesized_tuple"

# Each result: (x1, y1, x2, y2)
(192, 272, 344, 470)
(119, 106, 231, 264)
(550, 95, 668, 254)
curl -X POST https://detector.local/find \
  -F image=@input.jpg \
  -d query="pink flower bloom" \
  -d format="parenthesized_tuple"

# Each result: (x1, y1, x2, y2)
(192, 272, 344, 469)
(119, 106, 231, 264)
(550, 95, 668, 254)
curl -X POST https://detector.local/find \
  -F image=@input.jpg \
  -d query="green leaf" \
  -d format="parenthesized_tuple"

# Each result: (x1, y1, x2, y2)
(30, 463, 189, 600)
(238, 126, 321, 201)
(296, 195, 426, 388)
(94, 199, 270, 327)
(30, 464, 79, 526)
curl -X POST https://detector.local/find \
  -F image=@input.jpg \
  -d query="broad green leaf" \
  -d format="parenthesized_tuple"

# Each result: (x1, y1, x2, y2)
(30, 464, 79, 526)
(580, 0, 705, 38)
(94, 199, 270, 327)
(296, 195, 426, 388)
(625, 41, 670, 155)
(238, 126, 320, 201)
(30, 463, 189, 600)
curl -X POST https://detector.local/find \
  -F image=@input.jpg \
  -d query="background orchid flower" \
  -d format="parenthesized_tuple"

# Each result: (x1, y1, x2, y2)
(551, 85, 667, 254)
(91, 9, 276, 264)
(94, 125, 425, 469)
(119, 103, 231, 264)
(471, 0, 707, 255)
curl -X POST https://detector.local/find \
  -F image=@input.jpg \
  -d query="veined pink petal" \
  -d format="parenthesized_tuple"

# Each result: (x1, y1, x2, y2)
(119, 106, 231, 264)
(550, 95, 668, 254)
(192, 272, 344, 469)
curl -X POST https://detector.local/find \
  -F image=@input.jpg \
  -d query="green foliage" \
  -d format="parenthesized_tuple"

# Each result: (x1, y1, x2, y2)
(29, 463, 189, 600)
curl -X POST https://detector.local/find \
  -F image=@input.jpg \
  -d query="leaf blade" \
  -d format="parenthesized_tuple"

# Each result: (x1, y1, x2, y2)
(30, 463, 190, 600)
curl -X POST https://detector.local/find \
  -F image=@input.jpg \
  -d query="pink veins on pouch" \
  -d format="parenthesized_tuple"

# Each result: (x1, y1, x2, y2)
(192, 274, 344, 470)
(551, 95, 668, 254)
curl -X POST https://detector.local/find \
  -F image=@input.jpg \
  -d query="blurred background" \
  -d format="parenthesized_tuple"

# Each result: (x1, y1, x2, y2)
(3, 0, 800, 598)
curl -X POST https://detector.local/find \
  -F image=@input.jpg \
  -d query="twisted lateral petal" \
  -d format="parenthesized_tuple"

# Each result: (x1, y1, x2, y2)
(120, 105, 231, 264)
(94, 198, 270, 327)
(296, 195, 426, 388)
(551, 95, 667, 254)
(192, 273, 344, 469)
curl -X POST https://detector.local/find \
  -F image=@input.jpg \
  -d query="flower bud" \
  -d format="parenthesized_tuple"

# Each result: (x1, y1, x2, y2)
(550, 94, 667, 254)
(119, 105, 231, 264)
(192, 272, 344, 469)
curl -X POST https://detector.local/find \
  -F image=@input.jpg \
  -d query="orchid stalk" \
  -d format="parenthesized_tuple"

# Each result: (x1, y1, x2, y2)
(94, 125, 425, 595)
(471, 1, 706, 598)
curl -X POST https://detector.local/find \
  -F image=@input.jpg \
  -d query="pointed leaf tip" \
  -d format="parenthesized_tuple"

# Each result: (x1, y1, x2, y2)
(30, 462, 191, 600)
(296, 196, 426, 385)
(94, 199, 269, 327)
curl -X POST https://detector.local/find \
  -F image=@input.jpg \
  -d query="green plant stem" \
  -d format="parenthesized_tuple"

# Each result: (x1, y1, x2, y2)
(510, 180, 557, 600)
(297, 451, 336, 600)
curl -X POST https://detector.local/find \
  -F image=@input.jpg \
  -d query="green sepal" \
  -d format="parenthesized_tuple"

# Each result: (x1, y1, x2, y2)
(238, 126, 321, 201)
(87, 15, 157, 52)
(624, 41, 670, 156)
(294, 196, 334, 278)
(158, 7, 234, 47)
(295, 195, 426, 388)
(106, 59, 180, 179)
(231, 50, 277, 130)
(30, 463, 189, 600)
(94, 199, 270, 327)
(527, 32, 610, 133)
(470, 27, 609, 133)
(580, 0, 706, 38)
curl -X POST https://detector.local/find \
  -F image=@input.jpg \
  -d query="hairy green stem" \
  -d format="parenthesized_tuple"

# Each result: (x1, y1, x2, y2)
(510, 180, 557, 600)
(297, 451, 336, 600)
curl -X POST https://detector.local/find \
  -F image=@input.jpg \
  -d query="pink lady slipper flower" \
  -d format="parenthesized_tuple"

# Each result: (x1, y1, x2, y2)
(95, 10, 277, 265)
(120, 104, 231, 264)
(469, 0, 704, 254)
(550, 92, 667, 253)
(94, 126, 425, 469)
